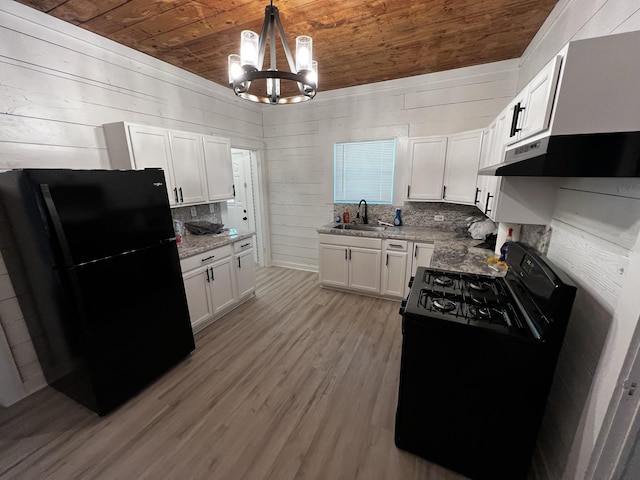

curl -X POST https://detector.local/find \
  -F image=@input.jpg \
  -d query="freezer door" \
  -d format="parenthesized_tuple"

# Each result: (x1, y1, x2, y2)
(65, 241, 195, 415)
(25, 169, 175, 266)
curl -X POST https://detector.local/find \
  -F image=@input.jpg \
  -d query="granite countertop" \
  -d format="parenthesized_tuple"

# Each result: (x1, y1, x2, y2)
(317, 223, 505, 276)
(177, 229, 255, 260)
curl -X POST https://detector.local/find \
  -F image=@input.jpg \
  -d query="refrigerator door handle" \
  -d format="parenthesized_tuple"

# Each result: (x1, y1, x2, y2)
(39, 184, 74, 266)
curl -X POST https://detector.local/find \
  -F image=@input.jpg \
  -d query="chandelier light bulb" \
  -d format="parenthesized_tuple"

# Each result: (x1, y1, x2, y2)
(241, 30, 259, 68)
(228, 54, 243, 83)
(296, 36, 313, 72)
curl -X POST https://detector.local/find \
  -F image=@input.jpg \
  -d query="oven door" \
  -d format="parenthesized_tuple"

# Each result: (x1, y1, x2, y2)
(395, 313, 546, 480)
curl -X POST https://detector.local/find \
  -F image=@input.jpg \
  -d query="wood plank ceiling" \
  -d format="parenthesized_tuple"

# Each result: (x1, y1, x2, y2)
(15, 0, 559, 93)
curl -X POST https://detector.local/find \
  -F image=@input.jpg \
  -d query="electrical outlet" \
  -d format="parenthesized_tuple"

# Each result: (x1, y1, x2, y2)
(190, 206, 197, 217)
(209, 203, 215, 213)
(434, 215, 445, 221)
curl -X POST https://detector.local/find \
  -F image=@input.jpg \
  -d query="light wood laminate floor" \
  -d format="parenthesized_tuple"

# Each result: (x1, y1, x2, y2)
(0, 267, 467, 480)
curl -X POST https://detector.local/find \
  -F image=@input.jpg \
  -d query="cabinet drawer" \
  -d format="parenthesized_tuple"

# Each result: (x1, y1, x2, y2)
(384, 239, 408, 251)
(233, 238, 254, 253)
(180, 244, 233, 273)
(318, 234, 382, 249)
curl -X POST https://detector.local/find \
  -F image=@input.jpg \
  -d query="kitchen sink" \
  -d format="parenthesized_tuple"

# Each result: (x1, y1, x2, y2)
(333, 224, 386, 232)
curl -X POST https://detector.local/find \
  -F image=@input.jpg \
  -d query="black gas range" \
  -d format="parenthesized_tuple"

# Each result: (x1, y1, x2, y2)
(395, 242, 576, 480)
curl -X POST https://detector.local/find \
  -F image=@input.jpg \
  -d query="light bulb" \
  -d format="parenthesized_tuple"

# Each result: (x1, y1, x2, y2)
(228, 54, 242, 83)
(296, 36, 313, 72)
(241, 30, 259, 68)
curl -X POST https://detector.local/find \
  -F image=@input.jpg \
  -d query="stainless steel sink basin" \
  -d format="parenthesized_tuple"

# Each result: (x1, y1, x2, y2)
(333, 224, 386, 232)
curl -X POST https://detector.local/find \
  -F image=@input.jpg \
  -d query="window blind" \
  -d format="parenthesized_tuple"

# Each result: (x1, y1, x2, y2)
(334, 138, 396, 204)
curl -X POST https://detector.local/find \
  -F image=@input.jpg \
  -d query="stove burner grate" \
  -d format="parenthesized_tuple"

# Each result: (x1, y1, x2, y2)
(434, 276, 454, 287)
(433, 298, 457, 312)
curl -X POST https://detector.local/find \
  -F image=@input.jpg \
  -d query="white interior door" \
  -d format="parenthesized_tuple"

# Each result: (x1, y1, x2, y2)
(227, 151, 251, 231)
(226, 149, 263, 265)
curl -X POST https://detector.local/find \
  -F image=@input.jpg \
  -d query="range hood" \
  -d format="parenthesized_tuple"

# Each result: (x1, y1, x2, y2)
(479, 132, 640, 177)
(479, 30, 640, 178)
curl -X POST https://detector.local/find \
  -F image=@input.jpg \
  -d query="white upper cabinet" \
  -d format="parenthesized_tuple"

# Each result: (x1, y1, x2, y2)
(504, 90, 527, 146)
(406, 136, 448, 200)
(202, 135, 234, 201)
(505, 55, 562, 146)
(407, 131, 482, 205)
(104, 122, 235, 207)
(120, 124, 177, 205)
(520, 56, 562, 139)
(443, 130, 483, 205)
(168, 130, 209, 205)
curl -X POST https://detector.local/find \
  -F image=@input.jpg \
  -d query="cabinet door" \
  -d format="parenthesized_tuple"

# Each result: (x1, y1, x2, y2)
(349, 247, 381, 293)
(235, 249, 256, 298)
(411, 243, 434, 276)
(382, 251, 408, 298)
(443, 130, 483, 205)
(168, 131, 209, 205)
(319, 244, 349, 287)
(520, 55, 562, 140)
(127, 125, 177, 205)
(203, 135, 234, 201)
(208, 258, 237, 315)
(183, 268, 213, 331)
(505, 92, 526, 147)
(475, 126, 494, 213)
(407, 137, 447, 200)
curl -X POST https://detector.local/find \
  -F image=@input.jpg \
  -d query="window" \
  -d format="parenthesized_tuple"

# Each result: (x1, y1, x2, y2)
(334, 138, 396, 204)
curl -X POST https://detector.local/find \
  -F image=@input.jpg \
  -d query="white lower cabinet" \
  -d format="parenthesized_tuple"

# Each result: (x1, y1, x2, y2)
(382, 240, 409, 298)
(209, 258, 237, 315)
(234, 238, 256, 298)
(319, 234, 381, 294)
(411, 242, 435, 277)
(320, 235, 434, 299)
(180, 238, 256, 332)
(349, 247, 382, 293)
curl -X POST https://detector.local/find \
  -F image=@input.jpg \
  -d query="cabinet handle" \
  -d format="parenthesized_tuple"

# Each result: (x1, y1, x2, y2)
(238, 257, 241, 268)
(442, 185, 447, 199)
(348, 249, 352, 261)
(210, 267, 214, 281)
(240, 242, 251, 248)
(389, 243, 403, 248)
(174, 187, 179, 203)
(407, 185, 411, 198)
(206, 268, 210, 282)
(474, 187, 480, 204)
(345, 249, 347, 261)
(509, 102, 526, 137)
(485, 192, 494, 214)
(201, 255, 215, 262)
(179, 187, 184, 203)
(233, 184, 236, 197)
(414, 245, 418, 258)
(386, 253, 389, 266)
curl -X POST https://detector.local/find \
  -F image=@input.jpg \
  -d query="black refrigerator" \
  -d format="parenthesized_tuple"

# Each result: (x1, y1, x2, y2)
(0, 169, 195, 415)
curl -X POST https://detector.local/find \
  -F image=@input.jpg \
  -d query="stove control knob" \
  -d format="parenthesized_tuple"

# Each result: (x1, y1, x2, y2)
(399, 300, 407, 315)
(408, 276, 414, 288)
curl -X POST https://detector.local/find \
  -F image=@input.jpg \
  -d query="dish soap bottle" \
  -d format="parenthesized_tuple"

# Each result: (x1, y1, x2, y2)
(342, 210, 350, 224)
(394, 208, 402, 226)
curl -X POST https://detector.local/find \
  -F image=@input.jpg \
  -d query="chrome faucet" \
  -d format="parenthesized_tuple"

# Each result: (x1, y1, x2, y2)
(358, 199, 368, 224)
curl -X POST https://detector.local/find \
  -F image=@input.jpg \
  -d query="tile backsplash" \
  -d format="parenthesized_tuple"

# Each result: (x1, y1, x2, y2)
(334, 202, 485, 231)
(171, 204, 223, 237)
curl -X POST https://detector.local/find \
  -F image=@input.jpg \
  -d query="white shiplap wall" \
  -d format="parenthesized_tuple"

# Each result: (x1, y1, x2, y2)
(516, 1, 640, 478)
(263, 61, 519, 270)
(0, 1, 264, 405)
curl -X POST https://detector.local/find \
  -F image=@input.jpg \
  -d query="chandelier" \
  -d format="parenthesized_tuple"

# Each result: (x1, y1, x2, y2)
(228, 1, 318, 104)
